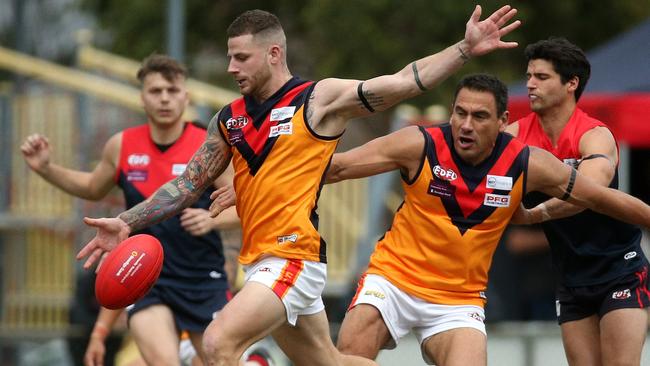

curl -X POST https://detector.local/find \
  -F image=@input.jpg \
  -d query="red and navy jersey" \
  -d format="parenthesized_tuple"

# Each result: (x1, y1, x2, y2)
(116, 123, 227, 290)
(516, 108, 643, 287)
(368, 125, 529, 306)
(217, 77, 339, 265)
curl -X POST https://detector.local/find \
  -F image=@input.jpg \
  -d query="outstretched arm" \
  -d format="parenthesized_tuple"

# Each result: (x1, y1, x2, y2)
(525, 147, 650, 228)
(519, 127, 619, 223)
(309, 5, 521, 136)
(77, 115, 232, 268)
(326, 126, 424, 183)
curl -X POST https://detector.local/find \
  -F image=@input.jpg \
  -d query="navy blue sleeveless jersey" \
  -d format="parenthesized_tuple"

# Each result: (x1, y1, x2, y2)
(517, 109, 644, 287)
(116, 123, 227, 290)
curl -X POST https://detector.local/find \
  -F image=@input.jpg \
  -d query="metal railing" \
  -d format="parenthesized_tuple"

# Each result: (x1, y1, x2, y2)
(0, 45, 372, 334)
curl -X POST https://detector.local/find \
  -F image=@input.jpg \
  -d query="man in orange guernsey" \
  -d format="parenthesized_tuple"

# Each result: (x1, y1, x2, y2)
(326, 74, 650, 366)
(75, 7, 522, 366)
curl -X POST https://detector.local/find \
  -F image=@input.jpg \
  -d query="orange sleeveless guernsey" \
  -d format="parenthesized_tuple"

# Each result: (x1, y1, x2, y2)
(218, 78, 339, 265)
(367, 125, 529, 307)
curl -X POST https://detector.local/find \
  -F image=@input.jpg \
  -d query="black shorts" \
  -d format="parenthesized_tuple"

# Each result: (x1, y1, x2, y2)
(127, 283, 230, 332)
(556, 265, 650, 324)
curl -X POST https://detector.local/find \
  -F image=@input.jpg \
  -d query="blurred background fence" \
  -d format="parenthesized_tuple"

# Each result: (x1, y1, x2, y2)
(0, 44, 371, 365)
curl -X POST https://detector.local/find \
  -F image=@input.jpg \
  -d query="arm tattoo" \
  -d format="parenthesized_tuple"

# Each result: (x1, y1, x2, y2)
(305, 91, 316, 124)
(357, 82, 385, 113)
(119, 116, 232, 231)
(411, 62, 427, 91)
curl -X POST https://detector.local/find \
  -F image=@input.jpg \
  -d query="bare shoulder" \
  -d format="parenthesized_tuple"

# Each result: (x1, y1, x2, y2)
(206, 109, 225, 137)
(382, 125, 427, 165)
(579, 126, 617, 153)
(103, 131, 123, 163)
(526, 146, 569, 192)
(310, 78, 360, 113)
(307, 78, 360, 136)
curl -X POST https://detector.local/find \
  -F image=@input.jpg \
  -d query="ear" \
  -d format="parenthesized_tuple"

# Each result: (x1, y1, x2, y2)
(498, 111, 509, 132)
(567, 76, 579, 94)
(268, 44, 282, 65)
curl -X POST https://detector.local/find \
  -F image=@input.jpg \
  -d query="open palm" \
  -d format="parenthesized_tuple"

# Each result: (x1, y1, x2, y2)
(465, 5, 521, 57)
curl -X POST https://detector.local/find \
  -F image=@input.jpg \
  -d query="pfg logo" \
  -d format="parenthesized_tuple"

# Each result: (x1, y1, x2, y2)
(484, 193, 511, 207)
(226, 115, 249, 129)
(127, 154, 150, 167)
(433, 165, 457, 181)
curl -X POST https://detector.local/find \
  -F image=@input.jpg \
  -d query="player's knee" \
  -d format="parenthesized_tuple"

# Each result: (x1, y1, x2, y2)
(202, 326, 241, 364)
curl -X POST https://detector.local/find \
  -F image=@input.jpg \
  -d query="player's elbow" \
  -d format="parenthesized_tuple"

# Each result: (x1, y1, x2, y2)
(324, 169, 343, 184)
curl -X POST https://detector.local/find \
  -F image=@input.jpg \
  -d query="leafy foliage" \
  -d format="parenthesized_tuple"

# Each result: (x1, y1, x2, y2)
(81, 0, 649, 107)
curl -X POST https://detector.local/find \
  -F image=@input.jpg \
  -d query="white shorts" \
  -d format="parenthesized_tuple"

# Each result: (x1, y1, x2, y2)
(244, 256, 326, 326)
(351, 274, 486, 364)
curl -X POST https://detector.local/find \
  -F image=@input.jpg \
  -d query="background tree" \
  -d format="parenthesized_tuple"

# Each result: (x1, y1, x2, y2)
(80, 0, 649, 112)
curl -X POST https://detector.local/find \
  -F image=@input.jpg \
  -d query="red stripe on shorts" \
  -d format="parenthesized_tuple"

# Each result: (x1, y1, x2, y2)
(272, 259, 304, 299)
(348, 273, 368, 311)
(634, 266, 650, 307)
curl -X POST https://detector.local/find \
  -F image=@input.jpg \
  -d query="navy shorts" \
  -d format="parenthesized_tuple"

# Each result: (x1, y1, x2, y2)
(556, 265, 650, 324)
(127, 283, 229, 332)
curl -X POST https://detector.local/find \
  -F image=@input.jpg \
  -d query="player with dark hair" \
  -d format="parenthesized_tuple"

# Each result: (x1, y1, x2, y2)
(76, 6, 521, 366)
(325, 73, 650, 366)
(507, 37, 649, 366)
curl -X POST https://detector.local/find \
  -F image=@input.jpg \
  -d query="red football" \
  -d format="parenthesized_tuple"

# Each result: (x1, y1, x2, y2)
(95, 234, 164, 309)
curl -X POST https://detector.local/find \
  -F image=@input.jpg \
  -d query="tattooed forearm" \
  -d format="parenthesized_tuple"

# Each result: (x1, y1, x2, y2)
(357, 82, 385, 113)
(119, 116, 232, 232)
(118, 178, 194, 231)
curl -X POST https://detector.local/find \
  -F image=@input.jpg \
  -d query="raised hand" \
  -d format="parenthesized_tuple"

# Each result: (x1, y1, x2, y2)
(77, 217, 131, 270)
(20, 133, 51, 172)
(464, 5, 521, 57)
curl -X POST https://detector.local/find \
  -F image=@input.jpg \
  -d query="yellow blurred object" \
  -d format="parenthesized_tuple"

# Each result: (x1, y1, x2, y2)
(115, 334, 146, 366)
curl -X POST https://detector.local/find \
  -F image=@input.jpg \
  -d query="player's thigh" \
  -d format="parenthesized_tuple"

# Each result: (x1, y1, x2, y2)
(204, 281, 286, 353)
(187, 331, 205, 365)
(271, 310, 342, 366)
(423, 327, 486, 366)
(337, 304, 391, 359)
(129, 304, 180, 364)
(600, 308, 647, 365)
(560, 315, 601, 366)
